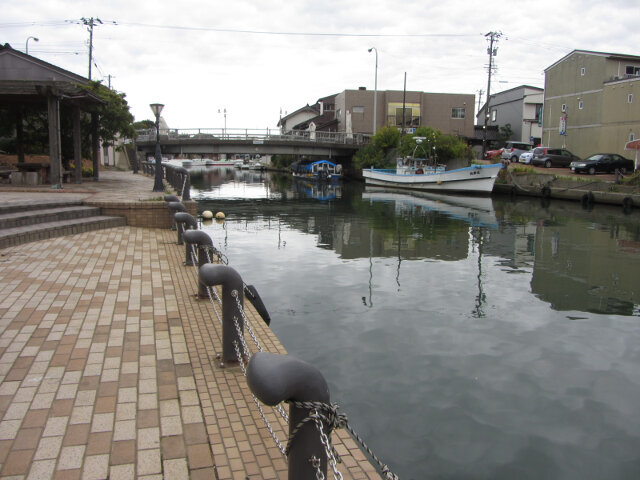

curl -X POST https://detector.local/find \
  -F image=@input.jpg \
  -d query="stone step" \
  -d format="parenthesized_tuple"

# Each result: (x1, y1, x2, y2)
(0, 205, 102, 229)
(0, 198, 84, 215)
(0, 215, 127, 249)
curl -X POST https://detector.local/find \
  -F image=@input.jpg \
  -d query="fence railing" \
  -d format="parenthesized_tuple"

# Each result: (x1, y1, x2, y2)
(166, 199, 398, 480)
(136, 128, 371, 146)
(141, 161, 191, 200)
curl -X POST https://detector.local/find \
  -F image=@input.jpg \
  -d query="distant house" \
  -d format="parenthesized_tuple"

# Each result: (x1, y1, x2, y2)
(542, 49, 640, 158)
(476, 85, 544, 146)
(282, 88, 475, 138)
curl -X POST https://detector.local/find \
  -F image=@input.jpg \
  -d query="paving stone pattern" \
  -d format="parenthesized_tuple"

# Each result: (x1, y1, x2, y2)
(0, 223, 380, 479)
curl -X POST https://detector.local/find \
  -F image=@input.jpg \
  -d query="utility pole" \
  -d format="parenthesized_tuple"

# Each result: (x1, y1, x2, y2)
(482, 31, 502, 158)
(82, 17, 102, 80)
(476, 89, 484, 117)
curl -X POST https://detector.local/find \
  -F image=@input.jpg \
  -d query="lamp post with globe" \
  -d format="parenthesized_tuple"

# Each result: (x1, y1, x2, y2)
(150, 103, 165, 192)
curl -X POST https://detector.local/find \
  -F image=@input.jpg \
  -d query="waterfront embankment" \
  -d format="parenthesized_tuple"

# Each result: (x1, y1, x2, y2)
(0, 170, 381, 479)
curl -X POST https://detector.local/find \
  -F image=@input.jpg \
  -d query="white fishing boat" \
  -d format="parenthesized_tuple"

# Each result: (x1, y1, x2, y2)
(362, 158, 503, 194)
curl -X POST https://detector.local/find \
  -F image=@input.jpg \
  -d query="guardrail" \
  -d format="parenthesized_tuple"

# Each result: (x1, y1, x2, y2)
(136, 128, 371, 146)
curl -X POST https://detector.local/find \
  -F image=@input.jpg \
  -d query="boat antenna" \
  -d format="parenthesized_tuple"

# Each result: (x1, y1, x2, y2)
(413, 137, 427, 158)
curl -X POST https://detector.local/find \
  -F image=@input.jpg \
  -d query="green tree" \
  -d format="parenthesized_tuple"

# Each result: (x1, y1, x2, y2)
(498, 123, 513, 143)
(354, 125, 472, 171)
(353, 126, 400, 170)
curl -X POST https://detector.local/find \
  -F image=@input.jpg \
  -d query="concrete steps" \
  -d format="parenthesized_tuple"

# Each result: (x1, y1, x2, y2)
(0, 199, 126, 249)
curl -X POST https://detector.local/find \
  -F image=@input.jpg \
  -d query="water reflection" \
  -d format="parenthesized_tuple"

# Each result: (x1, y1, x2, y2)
(191, 171, 640, 479)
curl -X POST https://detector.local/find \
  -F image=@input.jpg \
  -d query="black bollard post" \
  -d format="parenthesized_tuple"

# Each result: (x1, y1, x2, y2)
(174, 212, 198, 261)
(199, 264, 244, 365)
(183, 230, 214, 297)
(247, 352, 331, 480)
(174, 166, 191, 201)
(167, 201, 186, 232)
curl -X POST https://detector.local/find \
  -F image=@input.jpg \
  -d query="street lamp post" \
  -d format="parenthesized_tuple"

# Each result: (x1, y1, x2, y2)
(149, 103, 165, 192)
(368, 47, 378, 135)
(218, 108, 227, 138)
(26, 36, 39, 55)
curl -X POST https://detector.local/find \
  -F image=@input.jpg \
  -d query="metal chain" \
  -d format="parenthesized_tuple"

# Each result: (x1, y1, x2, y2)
(312, 409, 343, 480)
(290, 401, 399, 480)
(231, 290, 263, 352)
(311, 456, 325, 480)
(231, 291, 289, 422)
(181, 174, 187, 198)
(186, 243, 223, 326)
(231, 336, 287, 457)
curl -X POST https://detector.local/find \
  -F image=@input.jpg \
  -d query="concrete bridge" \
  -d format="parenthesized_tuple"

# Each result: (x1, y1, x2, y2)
(135, 128, 370, 160)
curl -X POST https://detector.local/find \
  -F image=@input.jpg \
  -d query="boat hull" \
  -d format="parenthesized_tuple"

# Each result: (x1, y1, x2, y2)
(362, 163, 502, 194)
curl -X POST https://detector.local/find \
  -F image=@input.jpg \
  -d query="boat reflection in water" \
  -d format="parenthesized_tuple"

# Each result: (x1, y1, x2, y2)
(291, 178, 342, 202)
(362, 186, 498, 228)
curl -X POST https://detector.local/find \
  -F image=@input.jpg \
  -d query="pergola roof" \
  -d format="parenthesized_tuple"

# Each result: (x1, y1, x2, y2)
(0, 43, 102, 108)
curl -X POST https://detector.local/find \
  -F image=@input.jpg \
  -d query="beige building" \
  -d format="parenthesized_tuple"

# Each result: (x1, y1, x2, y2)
(282, 89, 475, 138)
(543, 50, 640, 158)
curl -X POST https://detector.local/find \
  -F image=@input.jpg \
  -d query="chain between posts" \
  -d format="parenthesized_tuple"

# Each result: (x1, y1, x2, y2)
(192, 248, 396, 479)
(189, 244, 223, 327)
(231, 329, 288, 457)
(181, 174, 188, 198)
(230, 296, 289, 423)
(288, 401, 399, 480)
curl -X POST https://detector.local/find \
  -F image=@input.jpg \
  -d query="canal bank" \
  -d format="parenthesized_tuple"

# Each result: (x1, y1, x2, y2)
(493, 166, 640, 209)
(0, 171, 382, 479)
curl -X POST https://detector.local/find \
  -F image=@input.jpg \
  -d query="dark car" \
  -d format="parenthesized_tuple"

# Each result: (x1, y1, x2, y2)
(569, 153, 635, 175)
(531, 148, 581, 168)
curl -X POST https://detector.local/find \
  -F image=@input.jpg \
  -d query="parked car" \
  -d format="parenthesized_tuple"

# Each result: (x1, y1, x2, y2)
(519, 151, 534, 164)
(484, 148, 503, 160)
(569, 153, 635, 175)
(531, 148, 581, 168)
(501, 141, 533, 163)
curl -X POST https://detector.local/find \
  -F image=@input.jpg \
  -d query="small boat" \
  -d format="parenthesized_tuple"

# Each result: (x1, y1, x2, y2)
(291, 159, 342, 182)
(203, 159, 235, 167)
(248, 161, 266, 171)
(362, 157, 503, 194)
(182, 159, 193, 167)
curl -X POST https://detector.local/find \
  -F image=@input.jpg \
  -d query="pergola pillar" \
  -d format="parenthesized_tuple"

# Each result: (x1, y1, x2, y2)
(73, 105, 82, 183)
(46, 92, 62, 189)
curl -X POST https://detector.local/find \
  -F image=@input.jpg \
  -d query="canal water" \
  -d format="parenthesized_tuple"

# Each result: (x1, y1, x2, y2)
(189, 166, 640, 480)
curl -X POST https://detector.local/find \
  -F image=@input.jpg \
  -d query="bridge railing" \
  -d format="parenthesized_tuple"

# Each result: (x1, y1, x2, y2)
(136, 128, 370, 146)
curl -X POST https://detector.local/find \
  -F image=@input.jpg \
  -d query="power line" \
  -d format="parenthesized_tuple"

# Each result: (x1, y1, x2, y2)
(116, 21, 482, 38)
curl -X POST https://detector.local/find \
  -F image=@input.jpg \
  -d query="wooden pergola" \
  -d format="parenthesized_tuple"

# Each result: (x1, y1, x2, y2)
(0, 43, 103, 187)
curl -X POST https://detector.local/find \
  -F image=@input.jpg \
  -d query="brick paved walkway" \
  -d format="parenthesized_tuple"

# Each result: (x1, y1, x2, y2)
(0, 172, 381, 479)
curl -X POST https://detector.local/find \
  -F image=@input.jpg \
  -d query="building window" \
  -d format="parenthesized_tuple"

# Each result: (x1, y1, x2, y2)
(386, 102, 421, 128)
(629, 94, 634, 104)
(561, 103, 567, 113)
(451, 107, 466, 119)
(630, 133, 635, 142)
(353, 106, 364, 114)
(581, 67, 586, 76)
(625, 65, 640, 77)
(578, 100, 584, 110)
(491, 109, 497, 122)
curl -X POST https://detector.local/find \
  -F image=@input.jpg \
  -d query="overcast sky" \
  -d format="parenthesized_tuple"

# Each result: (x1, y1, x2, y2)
(4, 0, 640, 132)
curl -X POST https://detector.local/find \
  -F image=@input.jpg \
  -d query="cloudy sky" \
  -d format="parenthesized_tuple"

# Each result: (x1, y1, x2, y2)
(4, 0, 640, 131)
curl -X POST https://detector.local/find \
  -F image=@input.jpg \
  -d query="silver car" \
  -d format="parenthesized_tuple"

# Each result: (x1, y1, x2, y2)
(501, 141, 534, 163)
(519, 151, 534, 164)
